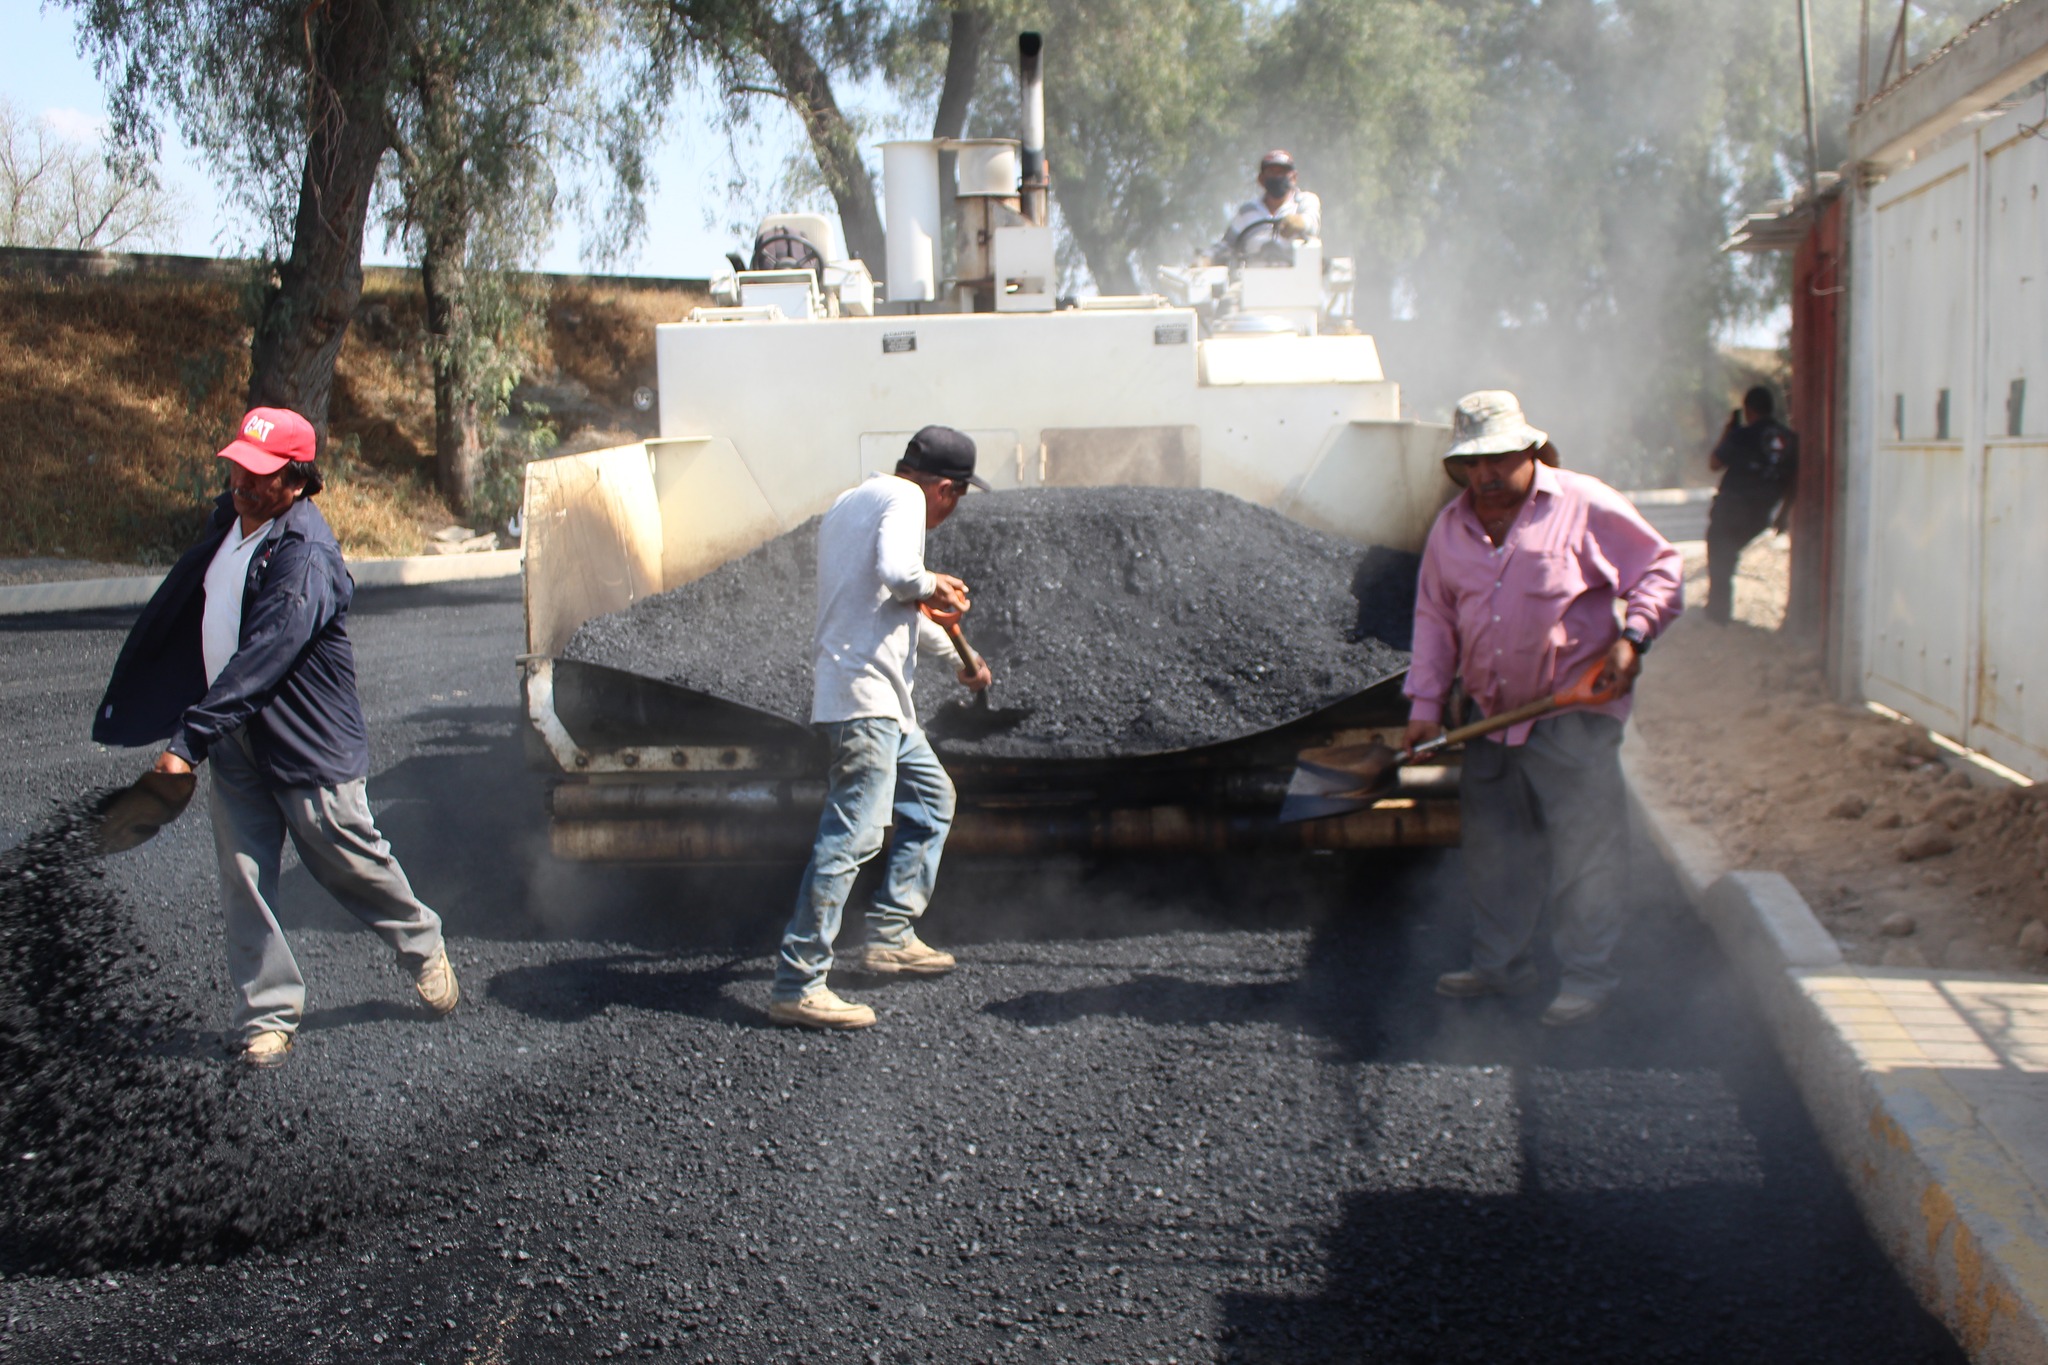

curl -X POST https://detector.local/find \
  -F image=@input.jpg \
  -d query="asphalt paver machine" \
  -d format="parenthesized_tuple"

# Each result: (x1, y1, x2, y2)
(520, 34, 1460, 864)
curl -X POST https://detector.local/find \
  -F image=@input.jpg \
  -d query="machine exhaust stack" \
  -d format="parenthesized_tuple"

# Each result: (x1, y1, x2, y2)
(1018, 32, 1047, 225)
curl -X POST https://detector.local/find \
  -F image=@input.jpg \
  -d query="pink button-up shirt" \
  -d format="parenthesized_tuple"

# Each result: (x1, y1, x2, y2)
(1405, 463, 1684, 744)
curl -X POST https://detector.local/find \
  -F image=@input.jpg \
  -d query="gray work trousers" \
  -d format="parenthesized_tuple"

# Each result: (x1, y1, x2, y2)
(1459, 710, 1629, 1002)
(209, 728, 444, 1038)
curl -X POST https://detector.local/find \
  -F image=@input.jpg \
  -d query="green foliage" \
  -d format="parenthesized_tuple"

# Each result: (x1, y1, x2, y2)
(1245, 0, 1475, 266)
(1380, 0, 1883, 484)
(66, 0, 316, 256)
(477, 401, 562, 535)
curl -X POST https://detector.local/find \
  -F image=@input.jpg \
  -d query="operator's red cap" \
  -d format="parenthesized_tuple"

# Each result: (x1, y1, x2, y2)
(217, 407, 316, 475)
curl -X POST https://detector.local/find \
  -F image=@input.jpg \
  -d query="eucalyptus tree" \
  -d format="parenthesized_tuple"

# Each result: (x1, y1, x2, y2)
(68, 0, 682, 515)
(71, 0, 402, 436)
(1395, 0, 1878, 480)
(382, 0, 670, 514)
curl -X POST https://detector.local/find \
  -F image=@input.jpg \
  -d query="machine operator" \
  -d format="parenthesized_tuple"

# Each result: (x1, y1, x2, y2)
(1209, 149, 1322, 264)
(768, 426, 995, 1030)
(1403, 391, 1684, 1028)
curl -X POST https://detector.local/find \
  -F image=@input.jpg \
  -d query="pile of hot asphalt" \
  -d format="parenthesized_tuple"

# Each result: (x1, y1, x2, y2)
(565, 486, 1416, 758)
(0, 798, 356, 1273)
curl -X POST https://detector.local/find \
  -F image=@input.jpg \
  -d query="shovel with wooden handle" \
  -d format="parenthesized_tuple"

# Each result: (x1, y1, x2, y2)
(92, 769, 198, 855)
(1276, 658, 1626, 824)
(920, 602, 989, 703)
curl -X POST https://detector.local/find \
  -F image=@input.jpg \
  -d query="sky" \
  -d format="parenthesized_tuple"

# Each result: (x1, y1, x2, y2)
(0, 0, 801, 277)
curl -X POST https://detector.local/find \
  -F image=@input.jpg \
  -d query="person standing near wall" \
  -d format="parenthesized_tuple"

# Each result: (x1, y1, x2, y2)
(1705, 385, 1799, 624)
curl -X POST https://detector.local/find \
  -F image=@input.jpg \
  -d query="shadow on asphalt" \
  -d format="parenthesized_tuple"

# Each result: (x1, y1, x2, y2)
(299, 997, 427, 1033)
(1215, 1180, 1964, 1364)
(486, 951, 768, 1026)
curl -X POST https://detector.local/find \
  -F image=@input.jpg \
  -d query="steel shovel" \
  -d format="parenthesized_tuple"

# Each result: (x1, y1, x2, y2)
(92, 769, 198, 855)
(1276, 659, 1625, 823)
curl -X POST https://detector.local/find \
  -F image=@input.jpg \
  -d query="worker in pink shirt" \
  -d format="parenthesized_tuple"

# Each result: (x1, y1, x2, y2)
(1404, 391, 1684, 1026)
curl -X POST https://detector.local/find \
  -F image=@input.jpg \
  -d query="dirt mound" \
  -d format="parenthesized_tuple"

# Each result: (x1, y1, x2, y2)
(1633, 539, 2048, 976)
(565, 486, 1413, 758)
(0, 798, 355, 1273)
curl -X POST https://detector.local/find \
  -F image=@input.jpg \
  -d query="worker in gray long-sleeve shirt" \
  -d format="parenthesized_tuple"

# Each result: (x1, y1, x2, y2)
(768, 426, 994, 1030)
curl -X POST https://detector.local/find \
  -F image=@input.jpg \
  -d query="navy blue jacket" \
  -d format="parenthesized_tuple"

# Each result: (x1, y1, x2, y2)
(94, 492, 371, 788)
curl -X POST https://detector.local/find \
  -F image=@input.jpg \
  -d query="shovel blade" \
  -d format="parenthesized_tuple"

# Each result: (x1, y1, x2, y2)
(93, 770, 197, 855)
(1275, 740, 1401, 824)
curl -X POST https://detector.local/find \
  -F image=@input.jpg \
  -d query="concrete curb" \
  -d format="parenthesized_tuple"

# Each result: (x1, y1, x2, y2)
(1622, 732, 2048, 1364)
(0, 549, 522, 617)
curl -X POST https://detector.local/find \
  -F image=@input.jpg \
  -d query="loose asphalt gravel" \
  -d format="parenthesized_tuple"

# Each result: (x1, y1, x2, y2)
(0, 576, 1965, 1363)
(565, 488, 1412, 759)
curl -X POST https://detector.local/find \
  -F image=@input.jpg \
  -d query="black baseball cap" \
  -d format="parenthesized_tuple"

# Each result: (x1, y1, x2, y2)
(901, 425, 989, 490)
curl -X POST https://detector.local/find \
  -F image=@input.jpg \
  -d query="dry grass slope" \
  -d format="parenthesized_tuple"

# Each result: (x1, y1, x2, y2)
(0, 270, 702, 564)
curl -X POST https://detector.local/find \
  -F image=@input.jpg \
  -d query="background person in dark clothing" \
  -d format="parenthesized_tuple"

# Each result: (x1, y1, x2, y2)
(95, 407, 458, 1068)
(1706, 385, 1798, 623)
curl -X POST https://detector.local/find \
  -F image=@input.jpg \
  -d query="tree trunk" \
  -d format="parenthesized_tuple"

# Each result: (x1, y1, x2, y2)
(1059, 208, 1140, 295)
(246, 0, 398, 448)
(413, 52, 484, 518)
(749, 11, 886, 273)
(932, 6, 988, 270)
(420, 228, 483, 517)
(931, 8, 987, 142)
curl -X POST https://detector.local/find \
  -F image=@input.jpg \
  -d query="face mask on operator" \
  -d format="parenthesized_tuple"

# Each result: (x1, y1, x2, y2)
(1261, 173, 1292, 199)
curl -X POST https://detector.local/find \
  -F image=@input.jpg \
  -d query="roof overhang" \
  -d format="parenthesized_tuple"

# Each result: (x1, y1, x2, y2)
(1849, 0, 2048, 181)
(1722, 176, 1841, 255)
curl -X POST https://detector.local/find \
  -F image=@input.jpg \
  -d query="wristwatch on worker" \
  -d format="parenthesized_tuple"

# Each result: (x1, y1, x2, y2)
(1621, 624, 1652, 654)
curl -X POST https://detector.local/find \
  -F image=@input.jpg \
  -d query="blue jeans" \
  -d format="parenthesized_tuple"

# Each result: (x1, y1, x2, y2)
(773, 718, 957, 1001)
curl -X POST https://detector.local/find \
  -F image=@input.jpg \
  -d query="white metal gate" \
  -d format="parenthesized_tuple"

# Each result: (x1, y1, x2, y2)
(1864, 103, 2048, 779)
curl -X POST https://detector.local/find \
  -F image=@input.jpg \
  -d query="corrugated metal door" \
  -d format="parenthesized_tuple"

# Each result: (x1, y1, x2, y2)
(1971, 123, 2048, 775)
(1867, 150, 1974, 735)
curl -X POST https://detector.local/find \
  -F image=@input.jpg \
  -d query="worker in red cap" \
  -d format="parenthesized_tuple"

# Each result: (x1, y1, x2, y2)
(1209, 149, 1322, 264)
(94, 407, 458, 1068)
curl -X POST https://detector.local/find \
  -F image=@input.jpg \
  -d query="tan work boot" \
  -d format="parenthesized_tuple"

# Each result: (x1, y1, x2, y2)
(767, 988, 877, 1030)
(1539, 991, 1608, 1027)
(411, 946, 461, 1017)
(241, 1030, 293, 1069)
(859, 935, 956, 976)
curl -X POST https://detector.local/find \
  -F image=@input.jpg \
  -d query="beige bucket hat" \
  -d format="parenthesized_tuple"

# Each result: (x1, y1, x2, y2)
(1446, 390, 1548, 458)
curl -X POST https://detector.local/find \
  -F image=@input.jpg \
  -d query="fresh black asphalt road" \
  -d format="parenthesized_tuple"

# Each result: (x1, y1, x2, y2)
(0, 578, 1960, 1363)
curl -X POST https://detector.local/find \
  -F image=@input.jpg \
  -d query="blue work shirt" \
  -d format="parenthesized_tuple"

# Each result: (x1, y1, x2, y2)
(94, 492, 371, 788)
